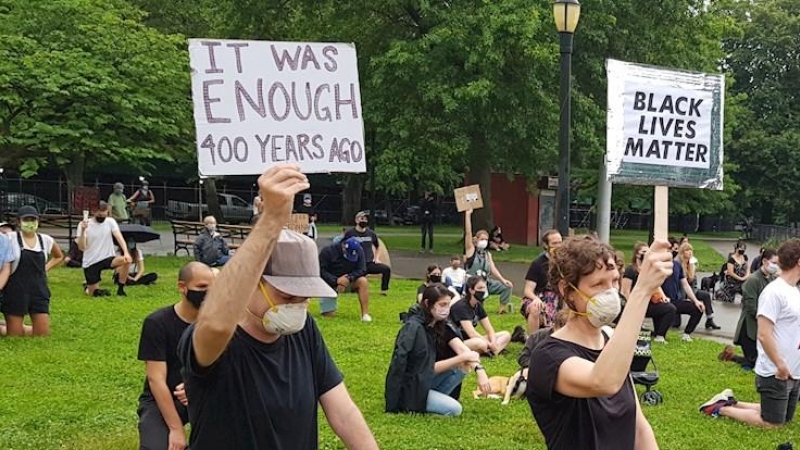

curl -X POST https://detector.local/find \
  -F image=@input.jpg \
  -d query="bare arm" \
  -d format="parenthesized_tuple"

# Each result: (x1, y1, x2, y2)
(112, 229, 131, 260)
(523, 280, 539, 300)
(76, 222, 87, 252)
(621, 276, 633, 299)
(554, 241, 673, 398)
(132, 258, 145, 281)
(758, 317, 788, 378)
(45, 244, 64, 272)
(634, 391, 658, 449)
(433, 351, 473, 373)
(320, 383, 378, 450)
(464, 210, 475, 257)
(680, 278, 703, 312)
(145, 362, 186, 445)
(0, 262, 10, 290)
(459, 320, 483, 340)
(192, 165, 308, 368)
(478, 317, 496, 343)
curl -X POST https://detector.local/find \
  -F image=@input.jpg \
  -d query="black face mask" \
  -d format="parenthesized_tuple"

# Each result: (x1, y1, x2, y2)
(737, 249, 746, 255)
(95, 216, 106, 223)
(429, 275, 442, 283)
(358, 220, 368, 228)
(186, 289, 207, 308)
(672, 251, 679, 259)
(637, 254, 645, 263)
(474, 291, 487, 302)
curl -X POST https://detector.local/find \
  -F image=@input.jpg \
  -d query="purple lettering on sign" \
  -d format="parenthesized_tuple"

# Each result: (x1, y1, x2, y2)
(201, 41, 224, 74)
(268, 82, 291, 121)
(226, 42, 249, 74)
(335, 83, 359, 120)
(271, 45, 302, 71)
(235, 79, 266, 122)
(203, 80, 231, 123)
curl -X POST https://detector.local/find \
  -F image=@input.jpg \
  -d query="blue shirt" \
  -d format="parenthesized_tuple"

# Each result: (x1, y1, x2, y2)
(0, 234, 13, 265)
(661, 260, 685, 301)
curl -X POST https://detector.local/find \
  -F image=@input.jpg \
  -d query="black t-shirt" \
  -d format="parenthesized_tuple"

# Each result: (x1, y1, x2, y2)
(137, 305, 191, 402)
(525, 253, 551, 295)
(623, 265, 639, 290)
(527, 337, 637, 450)
(343, 228, 379, 262)
(435, 323, 461, 362)
(449, 298, 487, 335)
(178, 316, 343, 450)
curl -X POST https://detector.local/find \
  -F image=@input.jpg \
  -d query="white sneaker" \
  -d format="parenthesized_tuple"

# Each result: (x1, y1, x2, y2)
(682, 334, 693, 342)
(361, 314, 373, 323)
(653, 336, 667, 344)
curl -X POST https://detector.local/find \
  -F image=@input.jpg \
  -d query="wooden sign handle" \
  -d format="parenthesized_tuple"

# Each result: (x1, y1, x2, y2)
(653, 186, 669, 241)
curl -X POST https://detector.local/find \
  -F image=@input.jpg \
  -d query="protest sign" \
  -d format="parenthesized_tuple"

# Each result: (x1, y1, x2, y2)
(287, 213, 310, 233)
(606, 59, 724, 189)
(454, 185, 483, 212)
(188, 39, 366, 176)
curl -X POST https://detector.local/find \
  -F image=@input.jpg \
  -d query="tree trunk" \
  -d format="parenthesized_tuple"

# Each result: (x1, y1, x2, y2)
(467, 154, 494, 234)
(204, 178, 223, 222)
(63, 154, 85, 214)
(341, 174, 364, 225)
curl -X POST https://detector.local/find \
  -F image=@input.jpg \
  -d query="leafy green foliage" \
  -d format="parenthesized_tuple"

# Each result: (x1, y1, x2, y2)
(0, 0, 194, 188)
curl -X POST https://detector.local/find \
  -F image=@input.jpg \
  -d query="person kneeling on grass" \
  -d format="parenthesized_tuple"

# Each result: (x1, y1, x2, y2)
(319, 237, 371, 322)
(385, 284, 486, 416)
(449, 276, 511, 356)
(114, 242, 158, 288)
(699, 239, 800, 428)
(527, 235, 669, 450)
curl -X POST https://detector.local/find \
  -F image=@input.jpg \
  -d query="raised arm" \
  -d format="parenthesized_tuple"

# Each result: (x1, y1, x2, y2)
(554, 241, 673, 398)
(464, 209, 475, 257)
(192, 165, 309, 368)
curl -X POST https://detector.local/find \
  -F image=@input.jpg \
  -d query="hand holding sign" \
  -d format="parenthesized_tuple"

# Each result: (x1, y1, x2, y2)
(258, 164, 309, 225)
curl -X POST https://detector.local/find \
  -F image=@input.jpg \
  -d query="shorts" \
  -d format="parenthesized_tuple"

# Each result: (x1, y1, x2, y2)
(83, 256, 116, 285)
(519, 291, 559, 327)
(757, 375, 800, 425)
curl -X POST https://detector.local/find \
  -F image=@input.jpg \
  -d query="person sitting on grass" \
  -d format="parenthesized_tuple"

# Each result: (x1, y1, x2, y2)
(318, 237, 371, 322)
(527, 235, 669, 449)
(442, 255, 467, 294)
(449, 276, 511, 356)
(463, 209, 513, 314)
(622, 242, 676, 344)
(699, 239, 800, 428)
(193, 216, 230, 267)
(417, 265, 442, 302)
(114, 242, 158, 287)
(720, 248, 778, 369)
(489, 226, 510, 252)
(385, 284, 485, 416)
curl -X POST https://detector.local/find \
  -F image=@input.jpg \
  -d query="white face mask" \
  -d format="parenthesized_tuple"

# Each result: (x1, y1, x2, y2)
(766, 262, 779, 275)
(572, 286, 622, 328)
(253, 283, 308, 335)
(433, 306, 450, 320)
(476, 239, 488, 250)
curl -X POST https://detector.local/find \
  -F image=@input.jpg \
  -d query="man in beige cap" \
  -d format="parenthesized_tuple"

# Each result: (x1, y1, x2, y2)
(178, 164, 377, 450)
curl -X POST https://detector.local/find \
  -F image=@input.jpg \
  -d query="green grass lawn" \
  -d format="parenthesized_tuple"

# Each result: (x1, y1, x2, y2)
(0, 256, 795, 449)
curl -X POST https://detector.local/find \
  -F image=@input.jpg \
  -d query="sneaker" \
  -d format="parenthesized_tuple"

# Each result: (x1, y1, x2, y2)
(380, 291, 388, 297)
(428, 249, 434, 254)
(361, 314, 373, 323)
(721, 388, 738, 405)
(705, 319, 721, 330)
(682, 334, 693, 342)
(511, 326, 527, 344)
(699, 390, 733, 416)
(653, 336, 667, 344)
(718, 345, 735, 361)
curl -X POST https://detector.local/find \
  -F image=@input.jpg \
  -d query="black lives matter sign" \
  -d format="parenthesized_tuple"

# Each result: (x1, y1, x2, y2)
(606, 59, 724, 189)
(188, 40, 366, 176)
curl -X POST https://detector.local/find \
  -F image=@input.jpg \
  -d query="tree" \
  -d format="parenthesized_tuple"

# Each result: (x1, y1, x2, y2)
(0, 0, 193, 202)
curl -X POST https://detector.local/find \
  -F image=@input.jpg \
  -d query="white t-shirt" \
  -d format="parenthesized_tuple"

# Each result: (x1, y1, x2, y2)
(755, 277, 800, 378)
(127, 248, 144, 275)
(8, 232, 54, 273)
(442, 267, 467, 288)
(76, 218, 120, 268)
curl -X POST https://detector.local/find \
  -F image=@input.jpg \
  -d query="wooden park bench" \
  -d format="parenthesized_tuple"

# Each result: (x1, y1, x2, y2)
(170, 220, 251, 257)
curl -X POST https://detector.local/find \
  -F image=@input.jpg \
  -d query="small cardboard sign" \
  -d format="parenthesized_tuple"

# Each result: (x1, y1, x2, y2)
(287, 213, 310, 233)
(454, 185, 483, 212)
(73, 187, 100, 213)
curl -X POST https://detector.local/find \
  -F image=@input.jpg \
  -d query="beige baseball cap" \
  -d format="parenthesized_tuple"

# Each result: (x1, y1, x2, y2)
(262, 229, 337, 298)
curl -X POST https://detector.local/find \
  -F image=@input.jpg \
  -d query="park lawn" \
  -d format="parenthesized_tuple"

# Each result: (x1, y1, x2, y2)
(0, 256, 795, 450)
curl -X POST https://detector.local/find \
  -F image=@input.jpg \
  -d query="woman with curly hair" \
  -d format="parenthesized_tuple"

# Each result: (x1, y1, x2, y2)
(527, 236, 672, 449)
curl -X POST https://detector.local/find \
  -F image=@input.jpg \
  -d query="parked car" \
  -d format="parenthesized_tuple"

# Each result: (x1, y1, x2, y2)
(4, 192, 65, 215)
(166, 193, 253, 224)
(363, 209, 403, 226)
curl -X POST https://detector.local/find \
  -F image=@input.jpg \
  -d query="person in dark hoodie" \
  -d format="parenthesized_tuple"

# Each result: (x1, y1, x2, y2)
(385, 284, 483, 416)
(319, 237, 371, 321)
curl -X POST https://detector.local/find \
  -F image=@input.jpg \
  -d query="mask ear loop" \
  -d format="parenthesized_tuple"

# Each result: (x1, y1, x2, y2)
(552, 257, 595, 319)
(245, 281, 278, 321)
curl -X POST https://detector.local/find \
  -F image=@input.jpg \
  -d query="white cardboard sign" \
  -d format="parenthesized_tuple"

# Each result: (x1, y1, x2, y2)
(189, 39, 367, 176)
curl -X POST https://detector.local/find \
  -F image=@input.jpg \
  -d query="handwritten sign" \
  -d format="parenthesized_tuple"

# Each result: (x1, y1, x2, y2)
(454, 185, 483, 212)
(287, 213, 310, 233)
(606, 59, 724, 189)
(189, 40, 367, 176)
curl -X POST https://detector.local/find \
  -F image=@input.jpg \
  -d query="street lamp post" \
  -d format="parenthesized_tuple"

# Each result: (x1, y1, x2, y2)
(553, 0, 581, 236)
